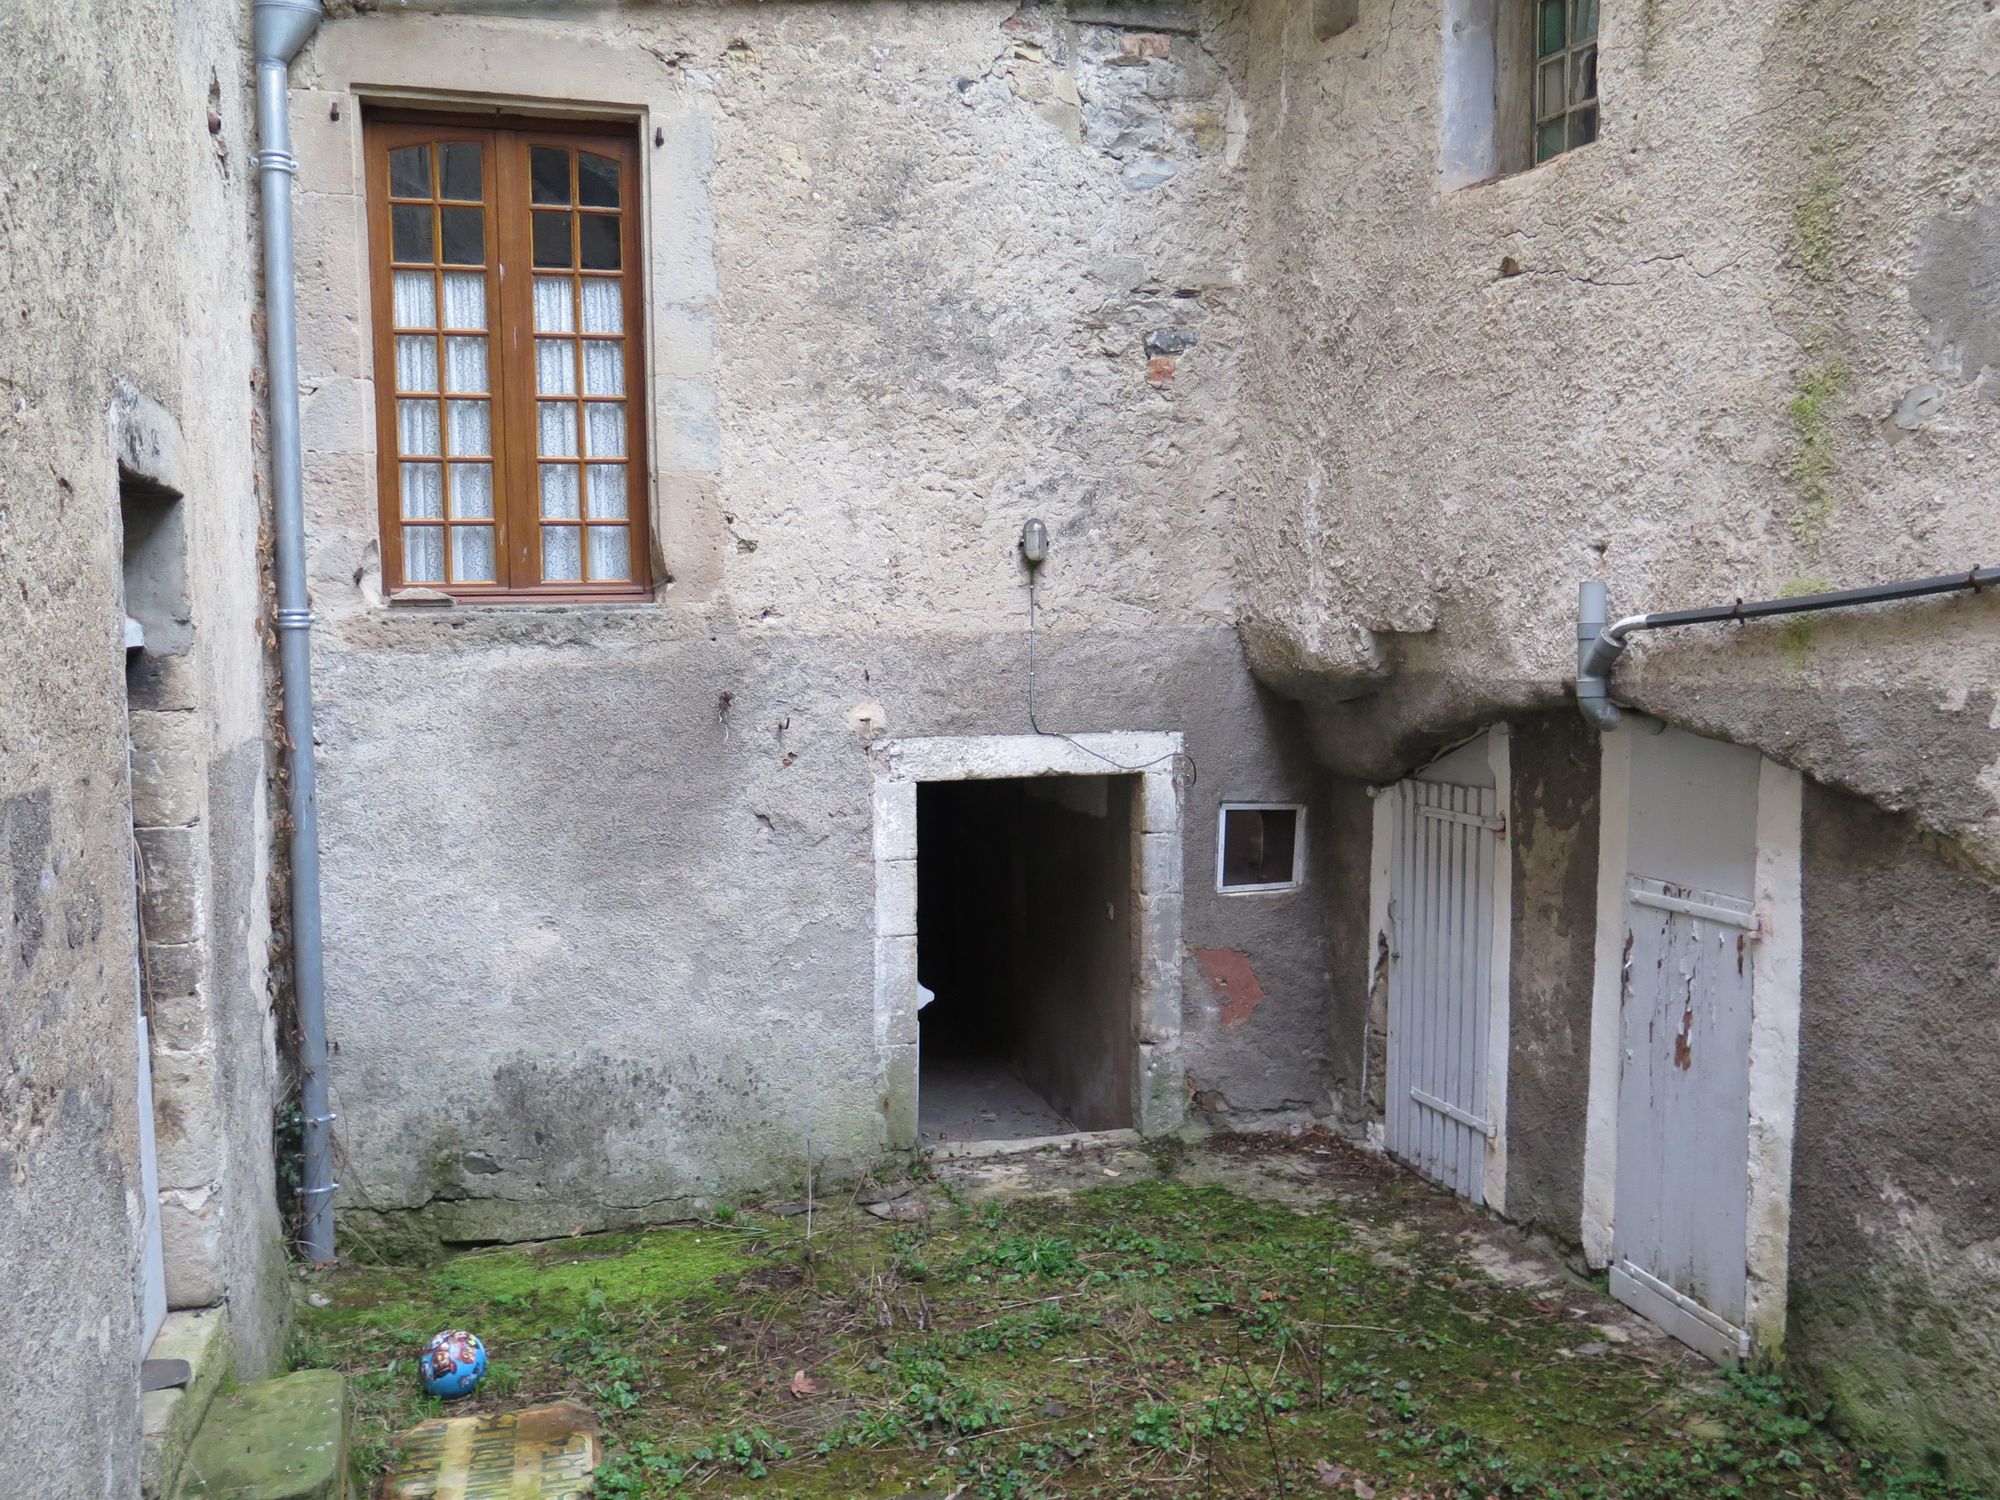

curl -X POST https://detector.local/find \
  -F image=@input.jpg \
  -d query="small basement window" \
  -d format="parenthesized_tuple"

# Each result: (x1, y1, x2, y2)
(1532, 0, 1599, 164)
(1217, 804, 1303, 893)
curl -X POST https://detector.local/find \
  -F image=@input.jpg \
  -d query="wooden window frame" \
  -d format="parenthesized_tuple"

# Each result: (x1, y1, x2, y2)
(364, 110, 652, 602)
(1530, 0, 1599, 166)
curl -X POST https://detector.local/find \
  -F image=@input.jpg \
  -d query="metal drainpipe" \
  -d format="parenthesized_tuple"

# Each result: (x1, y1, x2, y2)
(1575, 568, 1999, 733)
(254, 0, 335, 1262)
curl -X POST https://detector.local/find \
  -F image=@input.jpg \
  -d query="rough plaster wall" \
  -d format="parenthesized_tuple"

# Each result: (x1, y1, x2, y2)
(1502, 712, 1598, 1246)
(1319, 777, 1376, 1123)
(1234, 0, 2000, 869)
(291, 0, 1334, 1247)
(1791, 783, 2000, 1489)
(0, 0, 286, 1490)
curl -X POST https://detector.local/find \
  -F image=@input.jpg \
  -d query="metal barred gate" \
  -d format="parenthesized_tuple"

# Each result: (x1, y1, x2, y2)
(1385, 778, 1501, 1205)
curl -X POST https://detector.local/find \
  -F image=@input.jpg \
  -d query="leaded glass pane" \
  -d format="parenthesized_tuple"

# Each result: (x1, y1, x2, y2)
(1572, 0, 1598, 41)
(1568, 105, 1598, 149)
(1536, 118, 1565, 163)
(1538, 58, 1565, 120)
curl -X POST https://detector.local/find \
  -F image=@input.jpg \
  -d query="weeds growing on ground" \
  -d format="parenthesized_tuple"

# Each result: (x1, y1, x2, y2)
(294, 1138, 1986, 1499)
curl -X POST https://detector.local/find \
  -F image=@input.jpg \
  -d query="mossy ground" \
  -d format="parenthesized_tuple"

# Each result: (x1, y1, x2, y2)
(292, 1134, 1982, 1499)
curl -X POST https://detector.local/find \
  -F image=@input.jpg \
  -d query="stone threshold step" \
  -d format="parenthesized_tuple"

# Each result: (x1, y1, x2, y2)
(176, 1370, 349, 1500)
(142, 1307, 230, 1500)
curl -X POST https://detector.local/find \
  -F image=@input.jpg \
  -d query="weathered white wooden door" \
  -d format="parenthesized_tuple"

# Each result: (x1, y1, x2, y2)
(1610, 876, 1754, 1363)
(1386, 779, 1500, 1205)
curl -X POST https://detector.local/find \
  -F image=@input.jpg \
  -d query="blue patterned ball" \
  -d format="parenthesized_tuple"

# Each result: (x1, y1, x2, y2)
(420, 1329, 487, 1398)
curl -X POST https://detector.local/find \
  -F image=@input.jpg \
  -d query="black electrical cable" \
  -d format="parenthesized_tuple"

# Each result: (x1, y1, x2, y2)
(1026, 570, 1197, 788)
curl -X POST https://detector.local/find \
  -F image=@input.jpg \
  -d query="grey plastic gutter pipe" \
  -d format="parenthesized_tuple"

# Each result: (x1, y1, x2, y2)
(1576, 568, 1999, 732)
(254, 0, 335, 1262)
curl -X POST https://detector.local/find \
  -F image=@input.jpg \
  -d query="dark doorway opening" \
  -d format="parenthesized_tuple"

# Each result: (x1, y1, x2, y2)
(917, 775, 1136, 1145)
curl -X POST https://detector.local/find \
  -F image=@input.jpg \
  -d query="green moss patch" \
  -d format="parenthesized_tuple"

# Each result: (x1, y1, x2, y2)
(293, 1138, 1985, 1498)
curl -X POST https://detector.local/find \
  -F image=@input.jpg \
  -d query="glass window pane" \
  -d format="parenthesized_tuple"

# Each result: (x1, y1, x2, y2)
(1572, 0, 1598, 40)
(1535, 118, 1565, 163)
(587, 526, 630, 581)
(1539, 0, 1565, 55)
(578, 152, 620, 209)
(1537, 58, 1565, 120)
(1572, 44, 1599, 105)
(393, 270, 436, 328)
(438, 142, 483, 201)
(586, 464, 627, 519)
(443, 335, 487, 394)
(397, 398, 440, 456)
(540, 464, 580, 519)
(533, 211, 573, 268)
(534, 277, 575, 333)
(395, 335, 437, 393)
(400, 462, 444, 519)
(536, 339, 577, 396)
(441, 272, 485, 330)
(439, 206, 484, 265)
(579, 214, 621, 271)
(542, 524, 583, 581)
(450, 463, 493, 519)
(538, 402, 578, 457)
(392, 203, 434, 263)
(584, 402, 625, 458)
(531, 146, 572, 205)
(450, 524, 495, 582)
(403, 525, 445, 583)
(580, 279, 622, 335)
(1568, 105, 1599, 149)
(446, 400, 490, 457)
(388, 145, 430, 198)
(582, 342, 624, 397)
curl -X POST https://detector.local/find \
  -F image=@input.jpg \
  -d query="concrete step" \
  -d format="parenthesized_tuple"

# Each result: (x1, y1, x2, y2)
(175, 1370, 350, 1500)
(141, 1307, 231, 1500)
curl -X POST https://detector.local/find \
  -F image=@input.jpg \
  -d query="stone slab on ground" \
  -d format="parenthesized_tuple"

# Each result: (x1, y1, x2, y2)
(382, 1402, 598, 1499)
(177, 1369, 348, 1500)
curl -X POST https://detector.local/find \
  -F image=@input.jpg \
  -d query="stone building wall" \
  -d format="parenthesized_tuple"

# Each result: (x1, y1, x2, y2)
(1232, 0, 2000, 1478)
(290, 2, 1340, 1250)
(0, 0, 289, 1492)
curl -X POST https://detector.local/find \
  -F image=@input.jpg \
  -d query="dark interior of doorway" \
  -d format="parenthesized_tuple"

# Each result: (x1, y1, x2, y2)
(916, 775, 1136, 1145)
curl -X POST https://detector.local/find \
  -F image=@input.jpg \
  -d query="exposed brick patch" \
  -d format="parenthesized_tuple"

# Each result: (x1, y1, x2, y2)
(1193, 947, 1265, 1028)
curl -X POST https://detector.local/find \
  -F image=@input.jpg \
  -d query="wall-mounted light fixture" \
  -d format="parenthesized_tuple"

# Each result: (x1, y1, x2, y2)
(1019, 518, 1049, 568)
